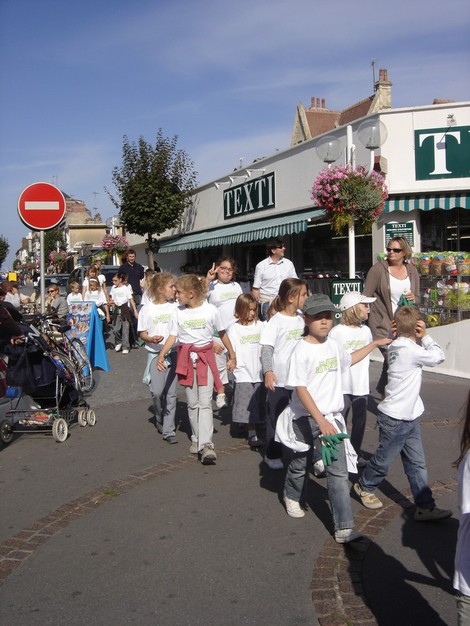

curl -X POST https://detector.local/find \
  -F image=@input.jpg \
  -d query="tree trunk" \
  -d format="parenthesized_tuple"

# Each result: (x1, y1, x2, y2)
(146, 233, 154, 270)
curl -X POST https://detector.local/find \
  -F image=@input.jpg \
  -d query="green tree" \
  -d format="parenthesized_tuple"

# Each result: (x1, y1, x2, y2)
(44, 227, 67, 269)
(0, 235, 9, 270)
(106, 129, 198, 269)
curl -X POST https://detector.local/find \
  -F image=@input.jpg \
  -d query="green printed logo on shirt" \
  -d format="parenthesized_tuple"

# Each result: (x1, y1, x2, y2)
(344, 339, 366, 351)
(240, 333, 261, 345)
(315, 356, 338, 374)
(152, 313, 172, 324)
(182, 319, 207, 330)
(286, 328, 304, 341)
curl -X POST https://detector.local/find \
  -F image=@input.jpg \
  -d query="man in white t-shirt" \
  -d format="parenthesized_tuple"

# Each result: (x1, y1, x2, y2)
(252, 238, 298, 320)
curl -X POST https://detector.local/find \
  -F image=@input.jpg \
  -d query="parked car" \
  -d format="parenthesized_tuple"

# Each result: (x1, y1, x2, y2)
(68, 265, 120, 291)
(44, 273, 69, 297)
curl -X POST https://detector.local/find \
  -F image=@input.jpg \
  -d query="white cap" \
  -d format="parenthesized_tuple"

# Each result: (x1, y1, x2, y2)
(339, 292, 376, 312)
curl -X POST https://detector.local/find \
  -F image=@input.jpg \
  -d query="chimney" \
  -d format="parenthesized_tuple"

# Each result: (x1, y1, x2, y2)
(321, 98, 326, 108)
(311, 97, 316, 108)
(374, 68, 392, 110)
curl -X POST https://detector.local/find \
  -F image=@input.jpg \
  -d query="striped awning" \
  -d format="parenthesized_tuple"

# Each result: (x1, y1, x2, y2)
(385, 193, 470, 213)
(159, 209, 324, 253)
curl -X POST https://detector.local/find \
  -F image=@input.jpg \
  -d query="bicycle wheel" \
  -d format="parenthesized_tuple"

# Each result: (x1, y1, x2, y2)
(68, 338, 94, 393)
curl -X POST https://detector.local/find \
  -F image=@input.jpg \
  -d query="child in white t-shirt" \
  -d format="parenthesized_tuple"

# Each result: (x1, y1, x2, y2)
(354, 306, 452, 521)
(260, 278, 308, 470)
(109, 272, 138, 354)
(84, 278, 110, 323)
(67, 281, 84, 306)
(227, 293, 265, 449)
(329, 292, 376, 465)
(138, 273, 179, 443)
(277, 294, 390, 542)
(157, 274, 236, 465)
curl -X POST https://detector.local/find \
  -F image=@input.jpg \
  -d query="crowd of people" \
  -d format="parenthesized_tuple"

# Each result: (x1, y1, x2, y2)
(1, 238, 468, 618)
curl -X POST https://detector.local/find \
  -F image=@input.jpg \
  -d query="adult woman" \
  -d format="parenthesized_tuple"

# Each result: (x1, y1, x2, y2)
(363, 236, 420, 396)
(3, 281, 30, 310)
(205, 257, 243, 393)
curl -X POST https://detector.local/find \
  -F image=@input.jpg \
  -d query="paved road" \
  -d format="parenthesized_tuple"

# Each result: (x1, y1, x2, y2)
(0, 344, 468, 625)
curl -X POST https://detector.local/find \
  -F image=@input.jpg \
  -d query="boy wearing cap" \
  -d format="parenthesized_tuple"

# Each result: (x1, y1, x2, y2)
(276, 294, 390, 542)
(354, 306, 452, 521)
(330, 292, 376, 465)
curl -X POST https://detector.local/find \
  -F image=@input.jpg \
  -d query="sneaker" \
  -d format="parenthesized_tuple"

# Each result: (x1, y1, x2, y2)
(201, 445, 217, 465)
(114, 343, 122, 352)
(122, 349, 129, 354)
(284, 496, 305, 518)
(164, 435, 178, 444)
(335, 528, 363, 544)
(264, 456, 284, 470)
(189, 441, 198, 455)
(353, 482, 383, 509)
(155, 420, 163, 434)
(248, 435, 264, 449)
(313, 459, 326, 478)
(215, 393, 226, 409)
(414, 506, 452, 522)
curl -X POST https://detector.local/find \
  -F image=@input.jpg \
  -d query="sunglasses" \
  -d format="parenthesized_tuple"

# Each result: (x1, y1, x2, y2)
(47, 289, 58, 293)
(386, 247, 402, 253)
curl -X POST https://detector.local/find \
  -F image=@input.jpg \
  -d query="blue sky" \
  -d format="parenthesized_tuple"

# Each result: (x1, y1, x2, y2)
(1, 0, 469, 268)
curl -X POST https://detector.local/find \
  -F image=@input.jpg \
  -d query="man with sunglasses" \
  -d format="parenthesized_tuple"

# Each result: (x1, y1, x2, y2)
(252, 238, 298, 321)
(363, 236, 420, 397)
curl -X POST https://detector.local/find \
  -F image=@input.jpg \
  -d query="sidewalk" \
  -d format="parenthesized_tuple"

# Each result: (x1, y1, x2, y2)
(0, 348, 467, 625)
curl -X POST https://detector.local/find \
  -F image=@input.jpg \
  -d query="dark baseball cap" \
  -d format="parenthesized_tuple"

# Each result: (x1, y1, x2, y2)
(302, 294, 336, 316)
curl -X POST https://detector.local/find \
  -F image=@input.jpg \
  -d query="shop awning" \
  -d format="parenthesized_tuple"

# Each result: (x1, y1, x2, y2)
(385, 193, 470, 213)
(158, 209, 324, 253)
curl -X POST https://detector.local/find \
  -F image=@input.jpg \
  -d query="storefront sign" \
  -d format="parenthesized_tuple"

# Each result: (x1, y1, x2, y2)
(415, 126, 470, 180)
(330, 279, 363, 324)
(224, 172, 275, 220)
(385, 222, 414, 246)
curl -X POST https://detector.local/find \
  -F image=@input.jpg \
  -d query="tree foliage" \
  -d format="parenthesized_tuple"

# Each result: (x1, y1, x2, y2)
(106, 129, 198, 268)
(0, 235, 9, 269)
(44, 227, 67, 262)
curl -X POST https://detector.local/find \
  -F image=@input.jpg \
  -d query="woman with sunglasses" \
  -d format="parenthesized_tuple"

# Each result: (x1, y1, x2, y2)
(363, 236, 420, 397)
(45, 285, 69, 321)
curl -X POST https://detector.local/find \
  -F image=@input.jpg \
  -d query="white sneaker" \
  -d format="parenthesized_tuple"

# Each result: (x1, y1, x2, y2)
(284, 496, 305, 518)
(264, 456, 284, 470)
(189, 441, 198, 455)
(215, 393, 226, 409)
(335, 528, 363, 543)
(201, 445, 217, 465)
(122, 349, 129, 354)
(114, 343, 122, 352)
(313, 459, 326, 478)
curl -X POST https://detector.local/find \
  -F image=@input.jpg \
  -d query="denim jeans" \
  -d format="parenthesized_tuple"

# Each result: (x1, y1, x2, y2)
(360, 411, 435, 509)
(284, 415, 354, 531)
(185, 365, 214, 452)
(150, 351, 177, 438)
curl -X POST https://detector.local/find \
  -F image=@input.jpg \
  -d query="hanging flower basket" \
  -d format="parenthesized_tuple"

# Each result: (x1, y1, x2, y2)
(311, 165, 388, 235)
(100, 234, 129, 254)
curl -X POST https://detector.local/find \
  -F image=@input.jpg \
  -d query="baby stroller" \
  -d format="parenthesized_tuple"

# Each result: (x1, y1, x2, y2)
(0, 327, 95, 444)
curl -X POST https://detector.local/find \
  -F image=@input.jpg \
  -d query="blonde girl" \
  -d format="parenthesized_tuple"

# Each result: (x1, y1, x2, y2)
(140, 268, 156, 306)
(157, 274, 236, 465)
(227, 293, 265, 449)
(329, 292, 376, 465)
(259, 277, 308, 469)
(138, 273, 179, 443)
(84, 277, 110, 323)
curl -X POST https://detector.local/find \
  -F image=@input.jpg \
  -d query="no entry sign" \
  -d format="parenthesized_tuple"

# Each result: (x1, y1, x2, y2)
(18, 182, 66, 231)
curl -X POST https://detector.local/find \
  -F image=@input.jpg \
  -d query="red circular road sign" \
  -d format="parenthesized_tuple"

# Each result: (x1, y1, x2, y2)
(18, 182, 66, 231)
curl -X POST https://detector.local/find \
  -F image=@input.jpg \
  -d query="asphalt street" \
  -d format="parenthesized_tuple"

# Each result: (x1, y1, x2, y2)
(0, 341, 468, 625)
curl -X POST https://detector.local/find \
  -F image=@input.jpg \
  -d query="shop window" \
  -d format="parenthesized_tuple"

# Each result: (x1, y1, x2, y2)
(421, 208, 470, 252)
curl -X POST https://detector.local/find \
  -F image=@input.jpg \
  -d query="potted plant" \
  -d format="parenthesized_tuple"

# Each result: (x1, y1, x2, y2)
(311, 165, 388, 234)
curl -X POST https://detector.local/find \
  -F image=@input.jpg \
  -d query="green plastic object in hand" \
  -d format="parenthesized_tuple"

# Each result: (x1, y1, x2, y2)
(320, 433, 349, 466)
(321, 433, 350, 446)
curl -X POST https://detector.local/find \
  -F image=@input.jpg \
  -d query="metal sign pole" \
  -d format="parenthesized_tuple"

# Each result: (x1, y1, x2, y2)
(40, 230, 45, 314)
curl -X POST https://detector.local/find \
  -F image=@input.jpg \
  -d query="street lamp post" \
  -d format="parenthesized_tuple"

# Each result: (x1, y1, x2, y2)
(316, 118, 387, 279)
